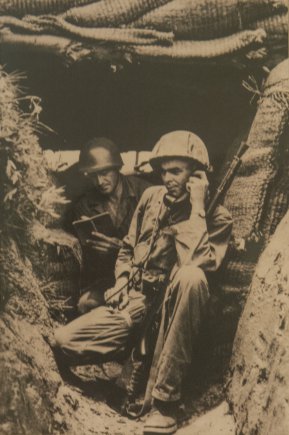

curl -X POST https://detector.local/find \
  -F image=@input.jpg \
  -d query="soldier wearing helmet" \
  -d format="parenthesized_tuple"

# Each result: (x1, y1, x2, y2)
(65, 137, 151, 314)
(55, 131, 232, 434)
(149, 130, 211, 170)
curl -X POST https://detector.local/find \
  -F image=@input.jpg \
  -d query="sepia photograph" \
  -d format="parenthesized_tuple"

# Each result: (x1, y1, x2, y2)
(0, 0, 288, 434)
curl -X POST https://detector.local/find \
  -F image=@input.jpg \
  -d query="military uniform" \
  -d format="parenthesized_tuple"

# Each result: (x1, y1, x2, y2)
(66, 174, 150, 292)
(55, 185, 233, 389)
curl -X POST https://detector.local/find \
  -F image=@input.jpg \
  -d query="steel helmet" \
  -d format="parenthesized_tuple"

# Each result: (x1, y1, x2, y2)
(78, 137, 123, 174)
(150, 130, 210, 171)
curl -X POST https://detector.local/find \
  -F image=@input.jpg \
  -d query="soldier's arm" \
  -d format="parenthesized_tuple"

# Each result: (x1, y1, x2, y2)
(62, 196, 85, 235)
(172, 171, 232, 271)
(114, 187, 151, 281)
(172, 204, 233, 271)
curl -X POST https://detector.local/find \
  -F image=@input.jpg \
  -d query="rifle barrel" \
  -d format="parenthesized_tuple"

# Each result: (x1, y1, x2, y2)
(207, 143, 248, 216)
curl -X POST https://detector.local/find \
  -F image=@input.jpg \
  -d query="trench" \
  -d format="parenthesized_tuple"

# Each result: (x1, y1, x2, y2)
(0, 53, 269, 434)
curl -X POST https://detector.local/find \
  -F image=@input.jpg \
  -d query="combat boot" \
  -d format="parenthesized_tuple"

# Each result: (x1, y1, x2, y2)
(143, 399, 178, 434)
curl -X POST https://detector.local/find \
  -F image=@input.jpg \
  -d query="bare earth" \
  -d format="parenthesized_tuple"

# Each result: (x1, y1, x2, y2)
(50, 362, 236, 435)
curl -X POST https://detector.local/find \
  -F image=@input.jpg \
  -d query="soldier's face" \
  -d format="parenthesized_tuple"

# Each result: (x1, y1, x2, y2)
(87, 168, 119, 195)
(160, 159, 192, 198)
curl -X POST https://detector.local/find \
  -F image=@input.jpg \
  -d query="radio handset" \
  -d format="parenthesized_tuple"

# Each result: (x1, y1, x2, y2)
(163, 168, 206, 207)
(163, 191, 189, 208)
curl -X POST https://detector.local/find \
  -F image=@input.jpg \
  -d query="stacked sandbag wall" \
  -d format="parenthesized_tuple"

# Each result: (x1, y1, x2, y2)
(0, 0, 287, 67)
(224, 58, 289, 434)
(0, 0, 97, 16)
(211, 59, 289, 355)
(131, 0, 287, 39)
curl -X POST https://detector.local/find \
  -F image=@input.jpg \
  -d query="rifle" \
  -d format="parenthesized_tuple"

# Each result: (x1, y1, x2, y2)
(125, 141, 249, 417)
(207, 141, 249, 216)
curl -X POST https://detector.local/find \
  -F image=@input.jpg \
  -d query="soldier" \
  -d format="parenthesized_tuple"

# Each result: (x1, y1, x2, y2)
(55, 131, 232, 434)
(66, 137, 150, 314)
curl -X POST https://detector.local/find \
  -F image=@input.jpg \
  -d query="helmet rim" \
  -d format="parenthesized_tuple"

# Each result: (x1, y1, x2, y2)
(79, 162, 122, 175)
(78, 137, 123, 174)
(149, 130, 210, 171)
(150, 154, 207, 170)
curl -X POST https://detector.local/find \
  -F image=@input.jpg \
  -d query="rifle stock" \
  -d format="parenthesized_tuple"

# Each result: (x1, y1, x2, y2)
(207, 142, 249, 216)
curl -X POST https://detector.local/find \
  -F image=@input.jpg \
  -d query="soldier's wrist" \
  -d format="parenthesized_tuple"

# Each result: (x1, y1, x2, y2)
(117, 275, 129, 284)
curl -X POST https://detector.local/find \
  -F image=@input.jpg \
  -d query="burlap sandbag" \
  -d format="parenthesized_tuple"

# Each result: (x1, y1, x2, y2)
(219, 59, 289, 333)
(63, 0, 172, 27)
(0, 0, 97, 17)
(130, 28, 265, 60)
(225, 59, 289, 240)
(0, 15, 173, 46)
(248, 11, 288, 39)
(133, 0, 287, 39)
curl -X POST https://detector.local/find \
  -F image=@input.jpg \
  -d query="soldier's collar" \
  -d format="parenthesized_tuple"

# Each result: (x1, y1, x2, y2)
(122, 174, 138, 198)
(163, 192, 190, 209)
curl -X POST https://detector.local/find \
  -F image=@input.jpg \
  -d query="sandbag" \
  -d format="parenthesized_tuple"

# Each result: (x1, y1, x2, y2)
(225, 58, 289, 240)
(130, 29, 266, 60)
(0, 0, 97, 17)
(20, 15, 173, 45)
(205, 59, 289, 355)
(220, 59, 289, 317)
(248, 11, 288, 38)
(0, 29, 129, 65)
(133, 0, 287, 40)
(63, 0, 172, 27)
(26, 223, 82, 321)
(248, 10, 288, 56)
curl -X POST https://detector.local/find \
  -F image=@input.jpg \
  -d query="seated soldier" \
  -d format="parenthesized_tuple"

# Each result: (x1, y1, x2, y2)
(55, 131, 233, 434)
(65, 137, 150, 314)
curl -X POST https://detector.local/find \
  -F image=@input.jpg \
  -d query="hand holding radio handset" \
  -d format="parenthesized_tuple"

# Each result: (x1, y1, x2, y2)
(105, 170, 209, 310)
(186, 170, 209, 213)
(163, 170, 208, 208)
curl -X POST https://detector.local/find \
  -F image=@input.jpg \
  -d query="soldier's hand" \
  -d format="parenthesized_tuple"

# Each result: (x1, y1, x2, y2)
(86, 231, 123, 253)
(104, 277, 129, 309)
(186, 170, 208, 211)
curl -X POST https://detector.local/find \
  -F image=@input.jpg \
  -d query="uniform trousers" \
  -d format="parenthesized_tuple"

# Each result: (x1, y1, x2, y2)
(54, 266, 210, 400)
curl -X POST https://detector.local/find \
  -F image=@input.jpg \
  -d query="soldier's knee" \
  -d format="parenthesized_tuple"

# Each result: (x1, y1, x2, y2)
(54, 326, 71, 349)
(77, 290, 104, 314)
(77, 294, 90, 314)
(174, 266, 207, 290)
(175, 265, 206, 284)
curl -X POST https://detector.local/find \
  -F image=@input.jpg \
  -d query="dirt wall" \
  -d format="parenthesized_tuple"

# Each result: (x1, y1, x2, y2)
(0, 60, 141, 435)
(228, 209, 289, 434)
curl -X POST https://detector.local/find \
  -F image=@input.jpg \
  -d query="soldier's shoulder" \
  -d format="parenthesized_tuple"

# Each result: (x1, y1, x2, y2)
(212, 204, 233, 224)
(147, 184, 165, 193)
(140, 185, 166, 201)
(126, 174, 150, 184)
(71, 189, 99, 211)
(125, 174, 152, 195)
(73, 189, 94, 204)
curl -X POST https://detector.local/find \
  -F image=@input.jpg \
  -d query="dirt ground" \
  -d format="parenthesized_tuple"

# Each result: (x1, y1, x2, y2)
(53, 383, 235, 435)
(50, 362, 235, 435)
(178, 402, 235, 435)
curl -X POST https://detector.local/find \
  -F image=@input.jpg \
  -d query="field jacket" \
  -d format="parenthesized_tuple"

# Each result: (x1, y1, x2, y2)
(115, 186, 233, 285)
(65, 174, 150, 288)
